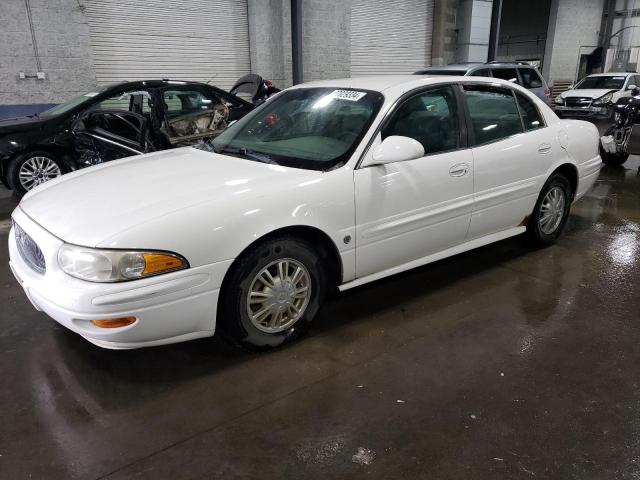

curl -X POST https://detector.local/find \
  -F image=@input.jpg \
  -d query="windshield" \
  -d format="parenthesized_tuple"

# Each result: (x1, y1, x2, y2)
(39, 89, 106, 118)
(574, 75, 626, 90)
(201, 87, 384, 170)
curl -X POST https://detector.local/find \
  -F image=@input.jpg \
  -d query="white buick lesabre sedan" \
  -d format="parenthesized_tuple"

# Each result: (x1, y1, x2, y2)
(8, 76, 601, 350)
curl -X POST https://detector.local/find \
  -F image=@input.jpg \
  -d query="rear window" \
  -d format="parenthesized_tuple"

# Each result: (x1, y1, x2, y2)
(519, 68, 543, 89)
(491, 68, 520, 84)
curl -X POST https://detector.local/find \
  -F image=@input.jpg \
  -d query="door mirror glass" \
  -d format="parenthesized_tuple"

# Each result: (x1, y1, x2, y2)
(370, 135, 425, 165)
(627, 84, 637, 91)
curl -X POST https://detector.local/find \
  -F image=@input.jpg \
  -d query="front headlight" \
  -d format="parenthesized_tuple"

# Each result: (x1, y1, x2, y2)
(593, 92, 613, 106)
(554, 96, 565, 105)
(58, 244, 188, 282)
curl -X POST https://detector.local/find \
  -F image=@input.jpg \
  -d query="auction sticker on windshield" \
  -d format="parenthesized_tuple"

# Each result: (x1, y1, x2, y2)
(333, 90, 367, 101)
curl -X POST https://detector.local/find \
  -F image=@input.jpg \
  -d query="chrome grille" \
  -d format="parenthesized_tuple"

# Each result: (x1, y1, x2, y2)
(564, 97, 592, 108)
(13, 222, 46, 274)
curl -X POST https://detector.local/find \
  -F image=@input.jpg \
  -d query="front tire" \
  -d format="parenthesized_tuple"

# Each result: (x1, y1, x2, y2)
(219, 235, 327, 351)
(7, 150, 64, 195)
(527, 173, 572, 246)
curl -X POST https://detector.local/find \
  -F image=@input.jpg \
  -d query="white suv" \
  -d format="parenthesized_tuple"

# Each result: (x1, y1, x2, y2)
(553, 72, 640, 119)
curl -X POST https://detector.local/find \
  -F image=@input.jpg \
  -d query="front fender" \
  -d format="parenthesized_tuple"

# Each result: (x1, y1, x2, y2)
(96, 167, 358, 282)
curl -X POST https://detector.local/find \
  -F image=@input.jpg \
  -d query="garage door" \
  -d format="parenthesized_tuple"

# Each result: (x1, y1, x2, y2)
(84, 0, 250, 90)
(351, 0, 434, 76)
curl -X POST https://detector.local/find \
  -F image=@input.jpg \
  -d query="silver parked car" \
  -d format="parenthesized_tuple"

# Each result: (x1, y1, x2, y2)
(414, 62, 551, 104)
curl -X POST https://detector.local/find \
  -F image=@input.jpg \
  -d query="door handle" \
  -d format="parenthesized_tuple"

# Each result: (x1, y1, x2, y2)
(538, 143, 552, 153)
(449, 163, 470, 177)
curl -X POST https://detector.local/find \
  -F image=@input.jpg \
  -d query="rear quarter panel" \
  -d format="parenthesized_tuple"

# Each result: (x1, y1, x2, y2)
(556, 119, 602, 200)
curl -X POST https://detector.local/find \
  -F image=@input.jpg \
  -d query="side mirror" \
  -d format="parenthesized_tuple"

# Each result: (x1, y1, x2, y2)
(367, 135, 425, 166)
(627, 84, 637, 91)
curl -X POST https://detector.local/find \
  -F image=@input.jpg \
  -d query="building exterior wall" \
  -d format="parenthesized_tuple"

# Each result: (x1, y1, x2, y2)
(496, 0, 551, 63)
(301, 0, 351, 82)
(542, 0, 606, 84)
(432, 0, 460, 66)
(455, 0, 493, 62)
(0, 0, 96, 107)
(248, 0, 289, 89)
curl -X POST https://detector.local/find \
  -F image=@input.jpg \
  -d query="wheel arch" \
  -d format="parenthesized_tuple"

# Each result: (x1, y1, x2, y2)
(218, 224, 344, 299)
(551, 163, 578, 199)
(4, 144, 70, 172)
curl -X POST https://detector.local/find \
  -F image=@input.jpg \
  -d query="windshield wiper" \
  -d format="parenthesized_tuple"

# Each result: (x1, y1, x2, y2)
(215, 146, 278, 165)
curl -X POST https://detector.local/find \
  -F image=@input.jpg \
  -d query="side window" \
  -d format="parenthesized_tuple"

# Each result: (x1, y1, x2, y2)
(519, 68, 543, 89)
(162, 89, 220, 117)
(470, 69, 492, 77)
(463, 87, 523, 145)
(491, 68, 519, 84)
(92, 90, 152, 114)
(381, 85, 460, 155)
(632, 75, 640, 88)
(515, 92, 544, 131)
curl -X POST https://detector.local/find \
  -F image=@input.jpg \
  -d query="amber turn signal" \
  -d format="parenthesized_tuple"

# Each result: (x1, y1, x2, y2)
(142, 253, 185, 275)
(91, 317, 137, 328)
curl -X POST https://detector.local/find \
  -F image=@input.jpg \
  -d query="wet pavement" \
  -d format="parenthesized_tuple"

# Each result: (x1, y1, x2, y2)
(1, 158, 639, 479)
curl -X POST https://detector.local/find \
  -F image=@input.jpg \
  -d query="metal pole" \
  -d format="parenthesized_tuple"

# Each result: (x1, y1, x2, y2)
(291, 0, 303, 85)
(487, 0, 502, 62)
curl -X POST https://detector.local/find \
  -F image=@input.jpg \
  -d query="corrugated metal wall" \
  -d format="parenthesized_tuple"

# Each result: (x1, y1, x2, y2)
(84, 0, 250, 89)
(350, 0, 434, 76)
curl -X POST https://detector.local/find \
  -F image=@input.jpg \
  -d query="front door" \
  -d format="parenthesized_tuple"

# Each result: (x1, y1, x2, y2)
(354, 84, 474, 278)
(73, 110, 150, 165)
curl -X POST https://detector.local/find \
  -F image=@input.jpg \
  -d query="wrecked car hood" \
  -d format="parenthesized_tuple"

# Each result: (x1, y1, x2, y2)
(561, 88, 616, 99)
(0, 115, 47, 135)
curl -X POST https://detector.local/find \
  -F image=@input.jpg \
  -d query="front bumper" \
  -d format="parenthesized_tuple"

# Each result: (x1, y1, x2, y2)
(8, 207, 233, 349)
(554, 105, 610, 119)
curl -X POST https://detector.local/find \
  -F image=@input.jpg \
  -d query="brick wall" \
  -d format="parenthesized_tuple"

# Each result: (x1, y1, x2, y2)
(0, 0, 96, 106)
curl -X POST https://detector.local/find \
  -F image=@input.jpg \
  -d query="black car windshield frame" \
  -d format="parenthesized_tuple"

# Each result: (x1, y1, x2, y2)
(203, 87, 384, 171)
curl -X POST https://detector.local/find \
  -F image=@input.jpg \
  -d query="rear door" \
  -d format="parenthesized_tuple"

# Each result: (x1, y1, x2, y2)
(463, 84, 556, 239)
(160, 86, 231, 146)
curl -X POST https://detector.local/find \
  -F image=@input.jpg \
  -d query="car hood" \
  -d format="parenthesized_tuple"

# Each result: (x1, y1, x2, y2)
(562, 88, 615, 99)
(18, 147, 322, 247)
(0, 115, 48, 134)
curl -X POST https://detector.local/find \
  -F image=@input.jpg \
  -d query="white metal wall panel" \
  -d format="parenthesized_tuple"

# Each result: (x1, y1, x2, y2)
(84, 0, 250, 89)
(351, 0, 434, 76)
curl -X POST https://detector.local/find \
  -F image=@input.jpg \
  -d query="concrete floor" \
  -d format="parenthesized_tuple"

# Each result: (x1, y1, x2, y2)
(1, 158, 639, 479)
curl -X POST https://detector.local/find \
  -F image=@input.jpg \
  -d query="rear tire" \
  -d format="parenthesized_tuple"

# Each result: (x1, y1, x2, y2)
(7, 150, 64, 196)
(527, 173, 572, 246)
(218, 235, 327, 351)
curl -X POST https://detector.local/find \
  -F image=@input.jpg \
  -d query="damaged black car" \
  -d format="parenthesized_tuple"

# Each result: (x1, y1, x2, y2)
(0, 76, 278, 194)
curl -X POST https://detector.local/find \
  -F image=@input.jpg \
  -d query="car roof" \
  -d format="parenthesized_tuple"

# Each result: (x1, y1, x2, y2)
(419, 62, 536, 72)
(586, 72, 633, 77)
(102, 79, 214, 90)
(290, 75, 526, 94)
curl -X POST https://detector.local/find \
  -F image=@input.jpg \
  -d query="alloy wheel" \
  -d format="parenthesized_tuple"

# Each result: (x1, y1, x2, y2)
(246, 258, 311, 333)
(539, 186, 566, 235)
(19, 156, 61, 191)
